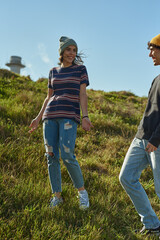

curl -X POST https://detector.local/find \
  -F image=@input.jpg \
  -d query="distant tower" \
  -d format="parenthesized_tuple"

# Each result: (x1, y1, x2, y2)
(6, 56, 25, 74)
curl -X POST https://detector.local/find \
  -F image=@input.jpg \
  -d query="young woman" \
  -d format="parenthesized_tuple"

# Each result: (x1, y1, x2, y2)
(29, 36, 93, 209)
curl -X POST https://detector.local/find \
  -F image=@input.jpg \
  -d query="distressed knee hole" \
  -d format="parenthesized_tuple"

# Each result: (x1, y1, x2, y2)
(64, 121, 72, 130)
(48, 152, 54, 157)
(62, 144, 70, 153)
(45, 144, 53, 153)
(64, 159, 70, 163)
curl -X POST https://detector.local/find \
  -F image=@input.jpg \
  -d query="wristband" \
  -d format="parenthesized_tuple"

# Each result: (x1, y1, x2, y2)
(82, 116, 88, 119)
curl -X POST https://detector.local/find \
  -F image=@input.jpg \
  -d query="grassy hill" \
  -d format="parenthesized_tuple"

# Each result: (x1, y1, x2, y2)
(0, 69, 159, 240)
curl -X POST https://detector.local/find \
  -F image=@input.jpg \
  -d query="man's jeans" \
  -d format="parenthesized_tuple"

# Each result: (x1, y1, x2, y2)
(43, 118, 84, 193)
(119, 138, 160, 229)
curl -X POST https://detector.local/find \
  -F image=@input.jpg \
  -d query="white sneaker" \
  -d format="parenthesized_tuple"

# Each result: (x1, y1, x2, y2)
(50, 196, 63, 208)
(78, 190, 89, 210)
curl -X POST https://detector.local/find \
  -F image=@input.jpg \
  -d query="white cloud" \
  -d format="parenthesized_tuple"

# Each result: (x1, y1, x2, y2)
(38, 43, 53, 65)
(21, 63, 32, 76)
(26, 63, 32, 69)
(21, 62, 37, 81)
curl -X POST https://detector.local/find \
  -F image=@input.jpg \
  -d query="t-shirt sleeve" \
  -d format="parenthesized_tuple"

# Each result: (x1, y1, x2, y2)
(48, 70, 52, 89)
(80, 65, 89, 87)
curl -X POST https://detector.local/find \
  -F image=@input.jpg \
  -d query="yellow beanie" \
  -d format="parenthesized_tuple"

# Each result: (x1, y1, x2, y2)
(150, 34, 160, 47)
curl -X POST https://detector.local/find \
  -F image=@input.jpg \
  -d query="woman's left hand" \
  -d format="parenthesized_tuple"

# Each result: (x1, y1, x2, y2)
(82, 117, 93, 131)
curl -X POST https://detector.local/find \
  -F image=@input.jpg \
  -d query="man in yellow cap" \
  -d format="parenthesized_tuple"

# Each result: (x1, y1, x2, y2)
(148, 34, 160, 66)
(119, 34, 160, 236)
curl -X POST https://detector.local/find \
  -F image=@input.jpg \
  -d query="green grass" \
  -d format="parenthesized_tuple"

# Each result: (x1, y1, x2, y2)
(0, 69, 160, 240)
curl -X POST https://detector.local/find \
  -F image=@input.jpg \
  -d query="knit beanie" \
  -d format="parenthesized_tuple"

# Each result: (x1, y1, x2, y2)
(59, 36, 78, 55)
(150, 34, 160, 47)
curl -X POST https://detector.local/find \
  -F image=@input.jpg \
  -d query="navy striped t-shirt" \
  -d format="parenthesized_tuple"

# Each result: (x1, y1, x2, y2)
(42, 64, 89, 124)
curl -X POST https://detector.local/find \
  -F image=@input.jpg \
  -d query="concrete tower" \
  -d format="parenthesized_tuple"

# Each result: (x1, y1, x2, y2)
(6, 56, 25, 74)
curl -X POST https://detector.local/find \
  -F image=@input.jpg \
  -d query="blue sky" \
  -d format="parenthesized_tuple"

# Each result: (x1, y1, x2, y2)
(0, 0, 160, 96)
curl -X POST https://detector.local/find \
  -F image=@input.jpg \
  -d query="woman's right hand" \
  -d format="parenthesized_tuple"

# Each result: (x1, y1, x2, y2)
(29, 118, 39, 133)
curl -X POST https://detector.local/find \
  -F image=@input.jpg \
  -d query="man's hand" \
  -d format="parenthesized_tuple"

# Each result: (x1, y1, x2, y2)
(145, 142, 157, 153)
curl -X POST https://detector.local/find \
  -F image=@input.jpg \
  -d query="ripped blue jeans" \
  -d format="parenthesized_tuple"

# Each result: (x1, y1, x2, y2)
(43, 118, 84, 193)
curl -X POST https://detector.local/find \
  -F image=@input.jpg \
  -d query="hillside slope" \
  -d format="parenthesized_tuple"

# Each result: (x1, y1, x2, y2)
(0, 69, 158, 240)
